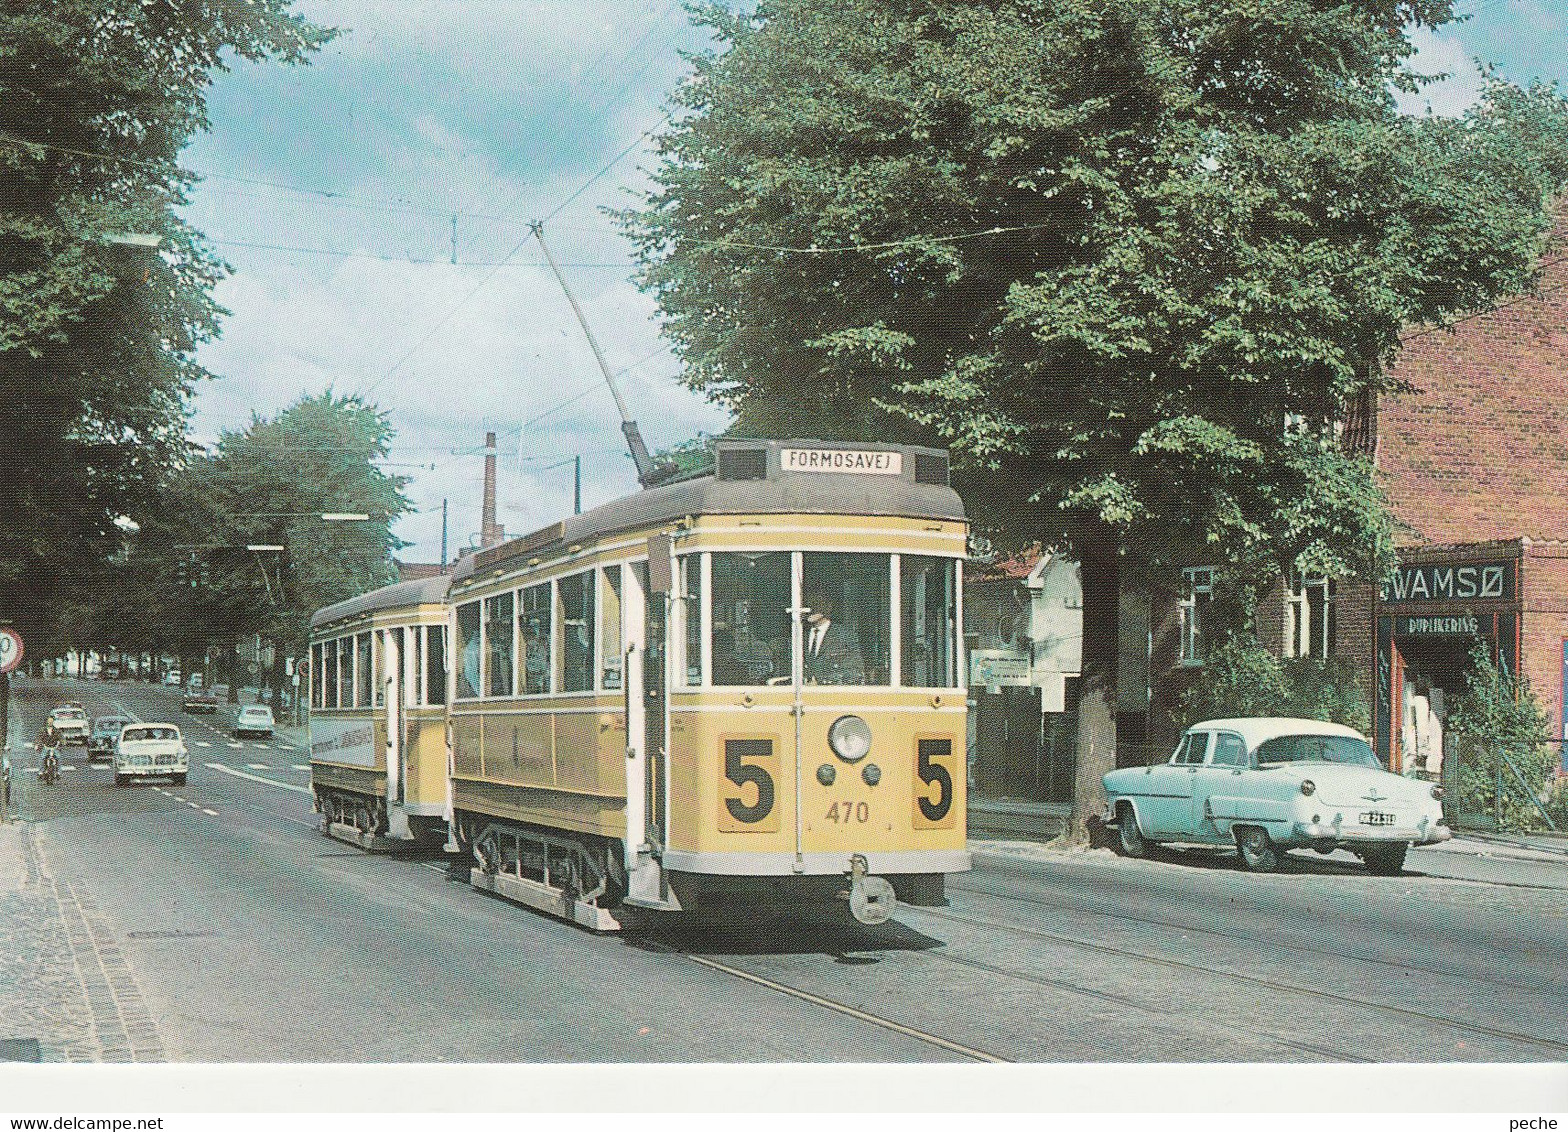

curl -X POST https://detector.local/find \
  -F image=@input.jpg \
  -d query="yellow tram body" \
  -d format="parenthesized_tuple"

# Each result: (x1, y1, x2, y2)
(309, 574, 452, 849)
(444, 439, 968, 926)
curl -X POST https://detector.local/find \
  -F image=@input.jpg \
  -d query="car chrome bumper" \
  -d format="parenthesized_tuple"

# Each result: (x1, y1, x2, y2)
(1292, 820, 1451, 846)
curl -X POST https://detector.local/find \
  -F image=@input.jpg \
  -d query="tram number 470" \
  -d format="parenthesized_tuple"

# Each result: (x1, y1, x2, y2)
(825, 801, 869, 824)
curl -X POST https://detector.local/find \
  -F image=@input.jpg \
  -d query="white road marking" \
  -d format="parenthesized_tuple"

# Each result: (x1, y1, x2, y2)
(246, 763, 270, 770)
(279, 744, 297, 751)
(204, 762, 312, 795)
(196, 741, 212, 748)
(202, 808, 218, 816)
(251, 743, 272, 750)
(292, 764, 310, 771)
(226, 742, 243, 749)
(187, 802, 200, 809)
(174, 796, 186, 803)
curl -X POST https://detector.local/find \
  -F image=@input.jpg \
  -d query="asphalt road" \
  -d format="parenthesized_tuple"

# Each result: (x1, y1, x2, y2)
(7, 676, 1567, 1063)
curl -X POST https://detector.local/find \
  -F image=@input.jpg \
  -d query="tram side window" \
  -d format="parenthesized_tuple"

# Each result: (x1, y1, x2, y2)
(311, 643, 324, 709)
(600, 567, 623, 691)
(711, 552, 791, 686)
(559, 571, 596, 693)
(356, 633, 372, 707)
(519, 583, 551, 695)
(455, 602, 481, 700)
(373, 631, 384, 707)
(486, 592, 515, 698)
(425, 624, 447, 706)
(389, 627, 406, 706)
(321, 642, 336, 709)
(676, 556, 702, 687)
(337, 639, 353, 708)
(901, 555, 959, 688)
(802, 553, 891, 686)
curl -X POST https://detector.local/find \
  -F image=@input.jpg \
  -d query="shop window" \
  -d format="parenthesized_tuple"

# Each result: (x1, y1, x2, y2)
(455, 602, 481, 700)
(559, 571, 596, 693)
(711, 552, 791, 686)
(1286, 575, 1335, 660)
(519, 583, 551, 695)
(1180, 568, 1214, 665)
(901, 555, 959, 688)
(802, 553, 891, 686)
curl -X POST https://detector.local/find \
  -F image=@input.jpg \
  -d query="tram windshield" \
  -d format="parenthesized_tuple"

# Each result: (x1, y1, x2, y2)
(707, 551, 955, 688)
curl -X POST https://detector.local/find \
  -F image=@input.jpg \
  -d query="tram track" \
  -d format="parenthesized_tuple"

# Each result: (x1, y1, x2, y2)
(638, 940, 1011, 1063)
(906, 903, 1568, 1057)
(950, 876, 1568, 998)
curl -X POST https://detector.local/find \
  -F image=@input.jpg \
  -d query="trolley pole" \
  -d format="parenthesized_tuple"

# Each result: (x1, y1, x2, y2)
(574, 454, 581, 515)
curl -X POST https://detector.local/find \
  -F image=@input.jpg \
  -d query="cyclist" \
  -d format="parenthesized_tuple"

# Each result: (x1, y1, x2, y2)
(35, 721, 62, 785)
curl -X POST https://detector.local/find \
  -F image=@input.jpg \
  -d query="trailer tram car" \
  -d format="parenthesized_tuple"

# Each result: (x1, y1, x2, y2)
(309, 574, 453, 850)
(444, 438, 969, 929)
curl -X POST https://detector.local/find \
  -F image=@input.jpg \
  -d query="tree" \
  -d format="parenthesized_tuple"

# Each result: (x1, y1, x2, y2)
(1446, 643, 1555, 831)
(0, 0, 332, 720)
(623, 0, 1568, 837)
(133, 392, 410, 704)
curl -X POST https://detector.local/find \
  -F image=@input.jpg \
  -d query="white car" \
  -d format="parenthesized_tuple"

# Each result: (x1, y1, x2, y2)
(1103, 717, 1450, 875)
(113, 723, 188, 786)
(163, 671, 182, 686)
(234, 704, 275, 738)
(47, 706, 90, 746)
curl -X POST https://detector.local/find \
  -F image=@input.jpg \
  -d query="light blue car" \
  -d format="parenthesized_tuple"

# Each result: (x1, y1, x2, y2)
(1103, 718, 1450, 875)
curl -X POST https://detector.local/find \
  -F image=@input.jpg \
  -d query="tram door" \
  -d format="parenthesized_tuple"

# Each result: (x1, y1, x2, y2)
(627, 555, 669, 855)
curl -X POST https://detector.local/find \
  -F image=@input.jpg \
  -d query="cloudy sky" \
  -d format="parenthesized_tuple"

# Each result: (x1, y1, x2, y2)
(176, 0, 1566, 564)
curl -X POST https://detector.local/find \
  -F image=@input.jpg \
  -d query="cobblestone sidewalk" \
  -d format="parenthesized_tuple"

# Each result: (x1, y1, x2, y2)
(0, 822, 164, 1062)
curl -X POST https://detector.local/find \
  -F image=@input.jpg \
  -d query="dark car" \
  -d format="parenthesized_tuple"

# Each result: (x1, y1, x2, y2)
(88, 716, 133, 762)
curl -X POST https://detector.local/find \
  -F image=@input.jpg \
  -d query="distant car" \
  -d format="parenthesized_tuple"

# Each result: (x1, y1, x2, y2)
(113, 723, 188, 786)
(233, 704, 275, 738)
(183, 682, 228, 714)
(1103, 717, 1451, 876)
(47, 706, 90, 746)
(187, 674, 204, 691)
(88, 716, 133, 762)
(163, 671, 182, 687)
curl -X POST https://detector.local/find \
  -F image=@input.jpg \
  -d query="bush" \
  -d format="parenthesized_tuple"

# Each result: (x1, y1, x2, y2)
(1176, 638, 1370, 733)
(1445, 644, 1557, 832)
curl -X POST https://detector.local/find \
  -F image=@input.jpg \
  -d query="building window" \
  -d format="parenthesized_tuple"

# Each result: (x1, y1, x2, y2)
(1286, 575, 1335, 660)
(1180, 567, 1214, 665)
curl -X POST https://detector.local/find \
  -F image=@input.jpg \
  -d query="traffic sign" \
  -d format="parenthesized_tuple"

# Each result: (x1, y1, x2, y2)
(0, 628, 24, 674)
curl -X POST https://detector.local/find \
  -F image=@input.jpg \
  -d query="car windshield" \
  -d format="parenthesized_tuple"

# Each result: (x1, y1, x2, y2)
(123, 727, 178, 742)
(93, 719, 126, 733)
(56, 709, 85, 720)
(242, 708, 270, 718)
(1254, 734, 1381, 767)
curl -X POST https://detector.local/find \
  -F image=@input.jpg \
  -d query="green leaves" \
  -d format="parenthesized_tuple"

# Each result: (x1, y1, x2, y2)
(624, 0, 1568, 593)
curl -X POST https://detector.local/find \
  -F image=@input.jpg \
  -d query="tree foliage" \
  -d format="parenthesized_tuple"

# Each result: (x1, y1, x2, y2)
(131, 392, 409, 693)
(624, 0, 1568, 830)
(0, 0, 332, 650)
(1445, 643, 1557, 831)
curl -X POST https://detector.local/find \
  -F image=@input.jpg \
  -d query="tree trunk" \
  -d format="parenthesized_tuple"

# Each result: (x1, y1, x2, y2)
(1068, 522, 1120, 843)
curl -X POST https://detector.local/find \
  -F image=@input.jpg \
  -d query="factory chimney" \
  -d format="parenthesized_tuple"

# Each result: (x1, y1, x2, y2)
(480, 431, 503, 548)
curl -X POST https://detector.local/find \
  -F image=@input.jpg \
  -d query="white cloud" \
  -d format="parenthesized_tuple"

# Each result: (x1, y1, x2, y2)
(1394, 24, 1485, 118)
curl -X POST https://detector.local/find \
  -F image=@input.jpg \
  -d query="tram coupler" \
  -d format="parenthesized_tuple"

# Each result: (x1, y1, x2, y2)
(843, 853, 897, 926)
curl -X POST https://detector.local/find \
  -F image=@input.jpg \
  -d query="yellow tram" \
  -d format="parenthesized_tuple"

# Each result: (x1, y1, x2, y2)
(445, 438, 968, 927)
(309, 574, 452, 849)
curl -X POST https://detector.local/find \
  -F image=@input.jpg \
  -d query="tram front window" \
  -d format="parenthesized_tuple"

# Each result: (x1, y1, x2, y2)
(711, 552, 790, 686)
(802, 553, 889, 686)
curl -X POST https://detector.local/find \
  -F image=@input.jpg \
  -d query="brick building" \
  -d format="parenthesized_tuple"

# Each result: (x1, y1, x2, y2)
(1144, 240, 1568, 770)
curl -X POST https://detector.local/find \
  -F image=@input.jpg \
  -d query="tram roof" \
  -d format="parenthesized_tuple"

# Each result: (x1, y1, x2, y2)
(451, 439, 965, 585)
(311, 573, 452, 630)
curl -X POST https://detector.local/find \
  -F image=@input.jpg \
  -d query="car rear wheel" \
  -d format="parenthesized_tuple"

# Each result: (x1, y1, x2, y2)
(1236, 826, 1279, 872)
(1362, 844, 1407, 876)
(113, 774, 125, 787)
(1115, 804, 1148, 858)
(172, 773, 187, 786)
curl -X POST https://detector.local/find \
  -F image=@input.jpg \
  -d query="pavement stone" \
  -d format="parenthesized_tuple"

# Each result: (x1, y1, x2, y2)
(0, 821, 165, 1063)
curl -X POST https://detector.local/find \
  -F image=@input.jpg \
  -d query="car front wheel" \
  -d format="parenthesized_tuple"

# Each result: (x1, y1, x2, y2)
(1236, 826, 1279, 872)
(1362, 844, 1407, 876)
(1115, 804, 1149, 858)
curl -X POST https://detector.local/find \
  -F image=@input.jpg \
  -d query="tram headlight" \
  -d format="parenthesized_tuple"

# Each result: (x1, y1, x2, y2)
(828, 715, 872, 763)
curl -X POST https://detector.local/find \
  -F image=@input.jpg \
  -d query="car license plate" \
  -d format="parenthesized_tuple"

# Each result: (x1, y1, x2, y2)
(1359, 811, 1396, 826)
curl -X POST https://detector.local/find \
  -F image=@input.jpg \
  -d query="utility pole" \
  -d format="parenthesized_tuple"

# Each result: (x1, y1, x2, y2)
(531, 221, 662, 488)
(440, 498, 449, 572)
(574, 454, 582, 515)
